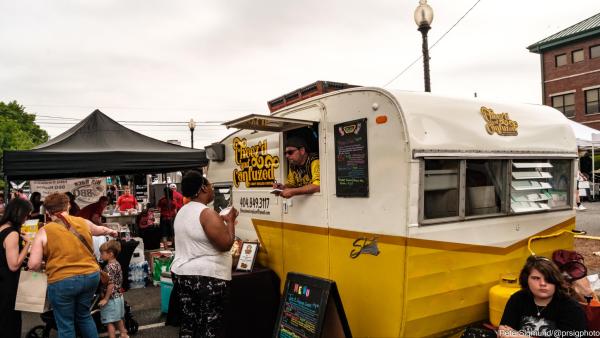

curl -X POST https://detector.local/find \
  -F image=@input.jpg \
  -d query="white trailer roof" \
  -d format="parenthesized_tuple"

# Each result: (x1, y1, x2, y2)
(389, 90, 577, 158)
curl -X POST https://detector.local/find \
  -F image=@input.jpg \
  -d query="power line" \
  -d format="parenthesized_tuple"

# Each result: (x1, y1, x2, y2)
(34, 114, 225, 124)
(35, 121, 226, 129)
(25, 103, 260, 112)
(383, 0, 482, 88)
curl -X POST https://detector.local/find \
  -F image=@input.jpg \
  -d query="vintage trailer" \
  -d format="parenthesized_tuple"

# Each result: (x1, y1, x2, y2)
(205, 85, 577, 337)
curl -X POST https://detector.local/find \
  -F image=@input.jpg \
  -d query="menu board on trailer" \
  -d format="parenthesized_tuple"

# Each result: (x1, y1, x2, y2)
(334, 118, 369, 197)
(273, 273, 352, 338)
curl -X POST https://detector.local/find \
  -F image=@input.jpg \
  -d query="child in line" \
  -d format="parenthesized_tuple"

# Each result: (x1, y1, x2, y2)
(99, 240, 129, 338)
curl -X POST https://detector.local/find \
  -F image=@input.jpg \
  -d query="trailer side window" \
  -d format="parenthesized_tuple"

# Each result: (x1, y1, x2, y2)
(212, 184, 232, 212)
(423, 159, 460, 219)
(466, 160, 506, 216)
(510, 159, 571, 212)
(421, 158, 572, 224)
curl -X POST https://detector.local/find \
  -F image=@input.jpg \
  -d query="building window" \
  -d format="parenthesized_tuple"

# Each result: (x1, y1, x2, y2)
(572, 49, 584, 63)
(551, 93, 575, 118)
(586, 88, 600, 115)
(591, 45, 600, 59)
(555, 54, 567, 66)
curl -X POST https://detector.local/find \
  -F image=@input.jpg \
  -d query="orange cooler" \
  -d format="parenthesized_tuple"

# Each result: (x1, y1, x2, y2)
(489, 274, 520, 326)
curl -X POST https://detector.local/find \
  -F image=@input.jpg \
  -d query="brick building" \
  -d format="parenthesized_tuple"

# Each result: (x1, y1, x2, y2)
(528, 13, 600, 130)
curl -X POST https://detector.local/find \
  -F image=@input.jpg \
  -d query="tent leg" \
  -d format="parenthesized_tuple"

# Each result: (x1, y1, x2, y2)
(593, 146, 596, 200)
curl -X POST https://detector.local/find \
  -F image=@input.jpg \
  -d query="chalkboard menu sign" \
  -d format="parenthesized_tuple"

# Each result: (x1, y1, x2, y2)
(273, 273, 352, 338)
(131, 174, 148, 203)
(334, 118, 369, 197)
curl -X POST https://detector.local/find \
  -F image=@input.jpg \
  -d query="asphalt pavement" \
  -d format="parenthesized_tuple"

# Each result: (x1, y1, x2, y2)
(21, 285, 179, 337)
(574, 199, 600, 236)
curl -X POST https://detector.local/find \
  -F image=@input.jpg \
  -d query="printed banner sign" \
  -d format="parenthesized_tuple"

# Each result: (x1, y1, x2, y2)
(30, 177, 106, 208)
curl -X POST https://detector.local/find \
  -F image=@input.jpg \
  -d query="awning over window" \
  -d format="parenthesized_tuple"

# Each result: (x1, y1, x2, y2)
(223, 114, 315, 132)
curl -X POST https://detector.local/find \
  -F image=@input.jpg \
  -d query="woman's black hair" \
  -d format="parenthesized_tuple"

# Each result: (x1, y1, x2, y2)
(163, 187, 173, 199)
(29, 191, 43, 210)
(30, 191, 41, 201)
(65, 191, 76, 201)
(0, 198, 33, 231)
(519, 255, 570, 298)
(181, 170, 209, 198)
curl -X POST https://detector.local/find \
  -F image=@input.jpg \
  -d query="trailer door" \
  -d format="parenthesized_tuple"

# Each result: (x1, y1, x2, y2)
(277, 106, 329, 279)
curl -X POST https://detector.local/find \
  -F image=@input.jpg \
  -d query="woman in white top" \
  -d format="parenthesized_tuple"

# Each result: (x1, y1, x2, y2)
(171, 170, 237, 338)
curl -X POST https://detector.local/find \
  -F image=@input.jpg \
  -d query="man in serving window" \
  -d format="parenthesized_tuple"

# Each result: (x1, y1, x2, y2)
(273, 137, 320, 198)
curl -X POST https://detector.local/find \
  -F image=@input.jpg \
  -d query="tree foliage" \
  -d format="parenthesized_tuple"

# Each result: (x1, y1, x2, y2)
(0, 101, 49, 189)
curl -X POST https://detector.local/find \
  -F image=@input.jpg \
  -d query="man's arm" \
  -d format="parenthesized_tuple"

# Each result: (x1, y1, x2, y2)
(280, 159, 320, 198)
(280, 184, 320, 198)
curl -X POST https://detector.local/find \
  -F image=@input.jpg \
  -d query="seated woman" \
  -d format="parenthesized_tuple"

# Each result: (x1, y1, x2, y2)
(499, 255, 587, 338)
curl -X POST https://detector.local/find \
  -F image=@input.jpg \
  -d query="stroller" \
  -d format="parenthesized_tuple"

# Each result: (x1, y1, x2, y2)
(26, 239, 140, 338)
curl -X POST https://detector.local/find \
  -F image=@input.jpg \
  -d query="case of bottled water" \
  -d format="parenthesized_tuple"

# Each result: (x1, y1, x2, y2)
(128, 261, 149, 289)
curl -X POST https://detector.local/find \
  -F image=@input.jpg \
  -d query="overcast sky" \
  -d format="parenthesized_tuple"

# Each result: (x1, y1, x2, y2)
(1, 0, 599, 148)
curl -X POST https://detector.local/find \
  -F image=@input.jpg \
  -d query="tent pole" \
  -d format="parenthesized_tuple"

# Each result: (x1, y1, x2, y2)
(593, 146, 596, 200)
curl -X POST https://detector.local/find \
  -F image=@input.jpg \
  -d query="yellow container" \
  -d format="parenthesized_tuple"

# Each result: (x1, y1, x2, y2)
(489, 273, 520, 327)
(21, 219, 39, 246)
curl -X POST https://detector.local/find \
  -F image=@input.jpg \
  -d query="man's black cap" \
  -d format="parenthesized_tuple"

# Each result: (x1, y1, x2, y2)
(285, 137, 307, 150)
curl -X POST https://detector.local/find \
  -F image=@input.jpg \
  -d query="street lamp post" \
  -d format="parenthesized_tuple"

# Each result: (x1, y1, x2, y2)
(414, 0, 434, 92)
(188, 118, 196, 148)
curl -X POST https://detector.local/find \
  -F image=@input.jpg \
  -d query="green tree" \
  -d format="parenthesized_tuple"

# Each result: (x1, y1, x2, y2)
(0, 101, 49, 189)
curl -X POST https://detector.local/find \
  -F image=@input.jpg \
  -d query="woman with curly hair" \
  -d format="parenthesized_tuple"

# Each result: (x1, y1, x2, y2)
(28, 192, 117, 338)
(499, 255, 587, 338)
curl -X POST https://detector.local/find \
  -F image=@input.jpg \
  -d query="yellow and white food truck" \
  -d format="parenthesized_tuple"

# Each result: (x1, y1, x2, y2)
(205, 84, 577, 337)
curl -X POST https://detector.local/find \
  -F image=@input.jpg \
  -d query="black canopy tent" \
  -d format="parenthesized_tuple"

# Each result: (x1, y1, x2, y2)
(2, 110, 208, 180)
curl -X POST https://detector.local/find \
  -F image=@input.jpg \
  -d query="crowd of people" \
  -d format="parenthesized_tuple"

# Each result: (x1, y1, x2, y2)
(0, 180, 202, 336)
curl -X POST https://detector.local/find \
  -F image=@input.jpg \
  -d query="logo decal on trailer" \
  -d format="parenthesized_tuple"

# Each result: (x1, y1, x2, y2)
(350, 237, 380, 258)
(480, 106, 519, 136)
(232, 137, 280, 188)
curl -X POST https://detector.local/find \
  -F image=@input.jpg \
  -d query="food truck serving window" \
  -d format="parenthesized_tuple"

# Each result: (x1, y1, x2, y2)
(421, 158, 572, 224)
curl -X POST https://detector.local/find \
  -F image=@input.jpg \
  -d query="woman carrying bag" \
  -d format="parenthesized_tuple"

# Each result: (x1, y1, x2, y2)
(28, 193, 117, 338)
(0, 198, 33, 337)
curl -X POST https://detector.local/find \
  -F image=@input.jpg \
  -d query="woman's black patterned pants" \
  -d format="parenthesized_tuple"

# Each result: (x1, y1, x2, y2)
(172, 273, 230, 338)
